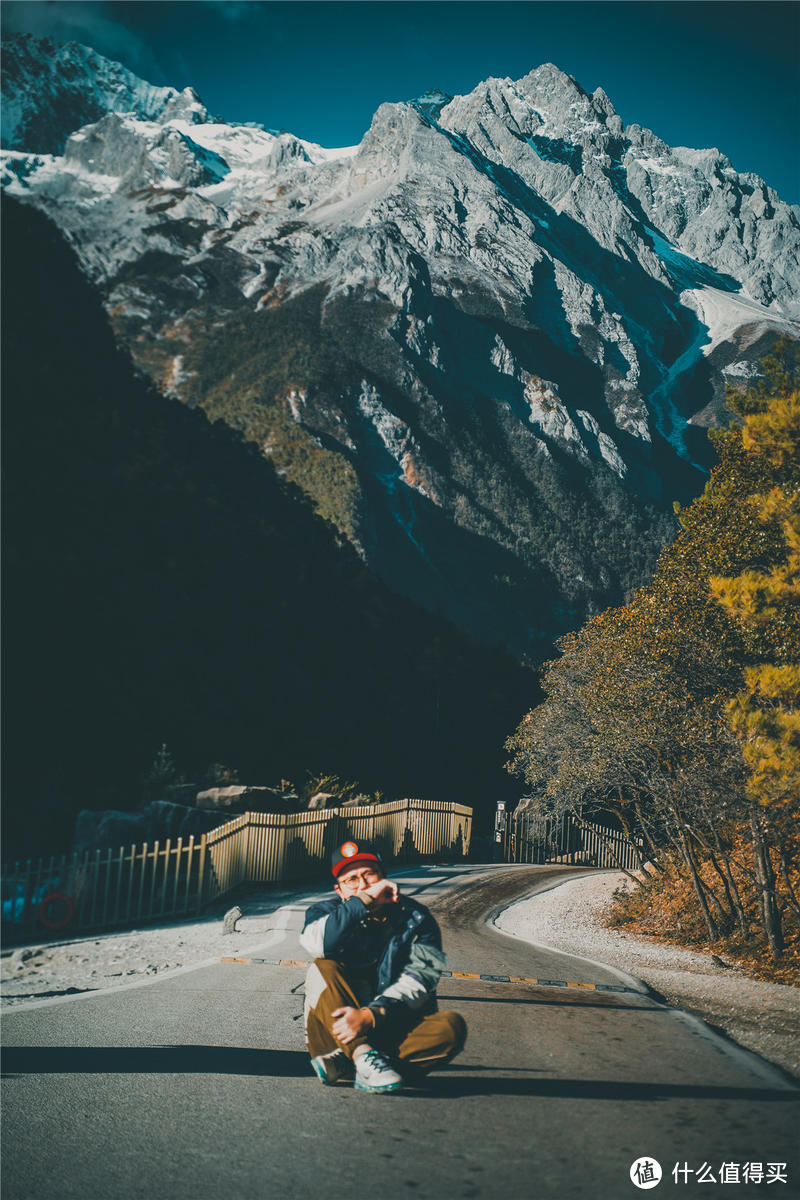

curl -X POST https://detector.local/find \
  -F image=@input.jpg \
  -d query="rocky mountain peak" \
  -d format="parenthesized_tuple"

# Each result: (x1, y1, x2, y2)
(0, 32, 192, 154)
(413, 88, 453, 120)
(2, 34, 798, 657)
(591, 86, 619, 122)
(515, 62, 597, 120)
(159, 86, 212, 126)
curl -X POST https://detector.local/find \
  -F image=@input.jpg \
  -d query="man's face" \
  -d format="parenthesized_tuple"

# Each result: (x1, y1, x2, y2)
(334, 863, 384, 898)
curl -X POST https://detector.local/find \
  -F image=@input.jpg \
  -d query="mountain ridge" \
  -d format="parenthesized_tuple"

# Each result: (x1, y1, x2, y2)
(3, 34, 798, 656)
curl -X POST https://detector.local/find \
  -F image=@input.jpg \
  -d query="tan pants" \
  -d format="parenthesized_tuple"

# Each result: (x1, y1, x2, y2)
(304, 957, 467, 1073)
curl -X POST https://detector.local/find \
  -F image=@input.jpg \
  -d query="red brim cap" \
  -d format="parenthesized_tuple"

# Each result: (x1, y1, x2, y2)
(331, 849, 382, 878)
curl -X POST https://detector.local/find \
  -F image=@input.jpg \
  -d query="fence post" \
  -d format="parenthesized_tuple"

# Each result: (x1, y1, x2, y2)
(113, 845, 125, 924)
(158, 839, 171, 915)
(136, 844, 148, 919)
(101, 847, 113, 926)
(183, 836, 195, 913)
(147, 842, 160, 917)
(196, 834, 208, 914)
(171, 838, 183, 914)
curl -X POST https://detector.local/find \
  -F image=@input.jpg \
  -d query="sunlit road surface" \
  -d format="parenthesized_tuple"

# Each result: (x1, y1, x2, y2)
(2, 865, 798, 1200)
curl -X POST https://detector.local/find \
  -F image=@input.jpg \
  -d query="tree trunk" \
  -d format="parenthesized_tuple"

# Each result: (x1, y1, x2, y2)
(707, 823, 748, 937)
(749, 804, 784, 959)
(611, 792, 651, 875)
(777, 848, 800, 923)
(700, 843, 736, 932)
(632, 797, 663, 871)
(678, 830, 719, 940)
(683, 825, 736, 931)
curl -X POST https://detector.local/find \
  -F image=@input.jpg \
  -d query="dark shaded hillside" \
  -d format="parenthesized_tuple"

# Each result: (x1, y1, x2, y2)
(1, 195, 535, 859)
(169, 280, 681, 660)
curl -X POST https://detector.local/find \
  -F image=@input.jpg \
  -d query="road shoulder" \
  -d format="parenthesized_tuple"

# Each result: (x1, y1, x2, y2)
(494, 870, 800, 1080)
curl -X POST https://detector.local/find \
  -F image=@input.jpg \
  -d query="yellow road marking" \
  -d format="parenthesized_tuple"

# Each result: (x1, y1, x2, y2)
(218, 958, 638, 995)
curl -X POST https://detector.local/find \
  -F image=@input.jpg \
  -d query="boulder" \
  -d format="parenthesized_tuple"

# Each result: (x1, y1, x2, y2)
(308, 791, 337, 810)
(73, 801, 224, 854)
(195, 785, 253, 811)
(195, 785, 301, 813)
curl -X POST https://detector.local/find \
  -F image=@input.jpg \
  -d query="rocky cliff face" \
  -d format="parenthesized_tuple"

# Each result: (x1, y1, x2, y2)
(0, 33, 213, 154)
(3, 33, 798, 655)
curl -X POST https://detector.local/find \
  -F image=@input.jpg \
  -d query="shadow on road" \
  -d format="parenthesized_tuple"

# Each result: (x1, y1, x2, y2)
(420, 1074, 800, 1103)
(1, 1045, 309, 1077)
(3, 1046, 798, 1106)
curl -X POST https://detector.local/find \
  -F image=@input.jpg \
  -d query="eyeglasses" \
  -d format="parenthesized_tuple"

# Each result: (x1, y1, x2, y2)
(337, 869, 382, 888)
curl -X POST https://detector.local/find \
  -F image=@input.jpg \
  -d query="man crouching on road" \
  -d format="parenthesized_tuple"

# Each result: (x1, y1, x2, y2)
(299, 841, 467, 1094)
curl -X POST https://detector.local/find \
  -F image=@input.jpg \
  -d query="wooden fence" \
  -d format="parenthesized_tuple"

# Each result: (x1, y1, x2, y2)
(506, 807, 644, 872)
(2, 799, 472, 942)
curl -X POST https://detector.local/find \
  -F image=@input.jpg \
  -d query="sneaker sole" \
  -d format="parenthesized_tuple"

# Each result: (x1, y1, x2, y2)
(310, 1058, 347, 1085)
(354, 1079, 403, 1094)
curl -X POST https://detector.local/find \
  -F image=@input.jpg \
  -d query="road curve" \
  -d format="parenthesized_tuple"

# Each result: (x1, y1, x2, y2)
(2, 864, 798, 1200)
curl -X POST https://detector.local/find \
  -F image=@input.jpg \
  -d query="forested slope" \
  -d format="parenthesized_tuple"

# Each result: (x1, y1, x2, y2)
(2, 196, 533, 858)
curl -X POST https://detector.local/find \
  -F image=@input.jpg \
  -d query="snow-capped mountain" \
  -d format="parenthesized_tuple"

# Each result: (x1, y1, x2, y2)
(0, 33, 213, 154)
(3, 33, 798, 655)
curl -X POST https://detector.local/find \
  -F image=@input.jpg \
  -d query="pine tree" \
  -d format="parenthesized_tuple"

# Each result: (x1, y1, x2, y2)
(708, 376, 800, 957)
(140, 743, 183, 808)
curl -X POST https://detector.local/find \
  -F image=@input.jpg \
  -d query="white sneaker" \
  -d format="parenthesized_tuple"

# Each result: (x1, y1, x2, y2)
(310, 1049, 354, 1085)
(354, 1049, 403, 1094)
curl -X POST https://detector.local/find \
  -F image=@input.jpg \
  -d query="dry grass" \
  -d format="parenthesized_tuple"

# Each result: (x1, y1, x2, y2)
(607, 836, 800, 987)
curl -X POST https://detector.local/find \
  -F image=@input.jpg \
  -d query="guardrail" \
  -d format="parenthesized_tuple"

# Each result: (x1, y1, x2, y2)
(2, 799, 472, 941)
(506, 809, 644, 872)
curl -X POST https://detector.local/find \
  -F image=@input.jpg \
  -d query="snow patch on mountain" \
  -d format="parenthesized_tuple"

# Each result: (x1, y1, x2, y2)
(357, 382, 414, 462)
(297, 138, 359, 165)
(2, 32, 799, 539)
(681, 286, 799, 357)
(164, 355, 196, 398)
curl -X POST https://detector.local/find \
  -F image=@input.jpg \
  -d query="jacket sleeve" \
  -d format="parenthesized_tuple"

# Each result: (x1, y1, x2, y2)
(370, 941, 448, 1012)
(299, 897, 370, 958)
(370, 911, 447, 1014)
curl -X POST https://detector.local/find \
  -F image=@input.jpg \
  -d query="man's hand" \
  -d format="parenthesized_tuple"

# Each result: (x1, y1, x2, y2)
(363, 878, 399, 906)
(331, 1006, 375, 1045)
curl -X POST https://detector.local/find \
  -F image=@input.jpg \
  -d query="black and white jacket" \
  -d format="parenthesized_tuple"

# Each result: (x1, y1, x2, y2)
(300, 893, 448, 1017)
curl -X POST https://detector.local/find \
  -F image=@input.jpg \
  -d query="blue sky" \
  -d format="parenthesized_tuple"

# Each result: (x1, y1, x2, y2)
(3, 1, 799, 203)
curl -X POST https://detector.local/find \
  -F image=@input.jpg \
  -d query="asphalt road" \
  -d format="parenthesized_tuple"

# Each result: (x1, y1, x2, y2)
(2, 864, 798, 1200)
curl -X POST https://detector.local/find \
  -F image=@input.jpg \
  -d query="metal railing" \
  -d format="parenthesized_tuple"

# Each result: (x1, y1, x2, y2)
(2, 799, 472, 942)
(506, 808, 644, 872)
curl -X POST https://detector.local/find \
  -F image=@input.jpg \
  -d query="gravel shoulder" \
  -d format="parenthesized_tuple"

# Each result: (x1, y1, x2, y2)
(494, 870, 800, 1080)
(0, 885, 313, 1008)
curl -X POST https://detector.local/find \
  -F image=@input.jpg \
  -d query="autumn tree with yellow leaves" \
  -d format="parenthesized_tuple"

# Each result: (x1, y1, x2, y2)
(506, 339, 800, 972)
(709, 371, 800, 956)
